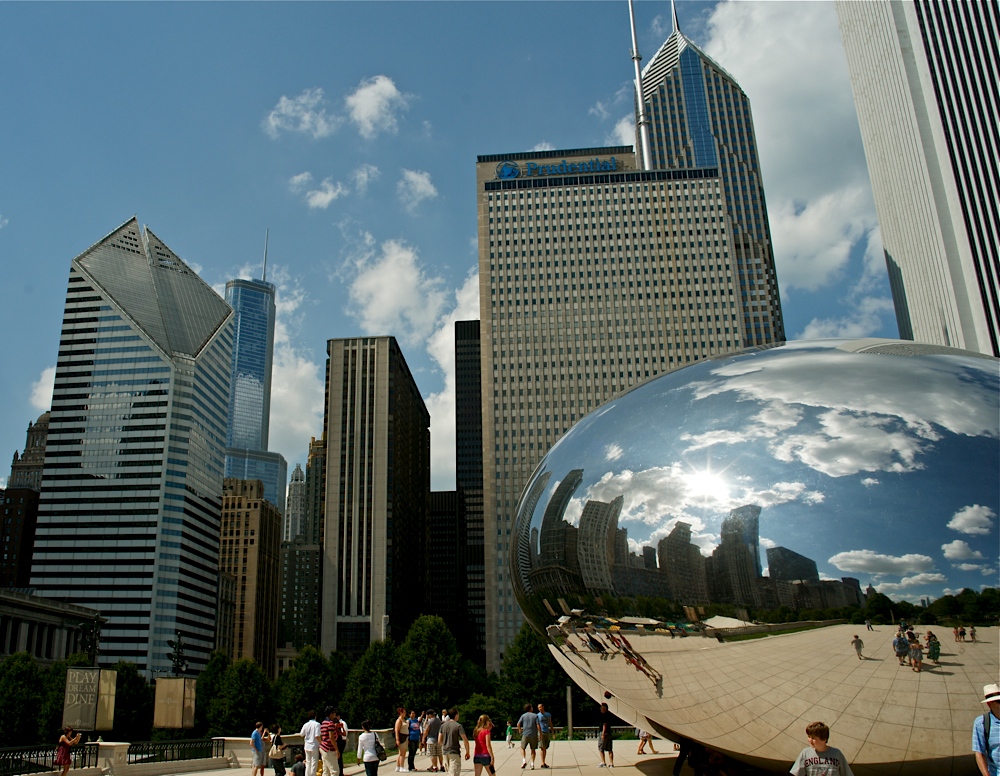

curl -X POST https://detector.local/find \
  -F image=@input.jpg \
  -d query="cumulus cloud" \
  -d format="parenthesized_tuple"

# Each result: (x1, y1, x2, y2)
(397, 169, 438, 211)
(344, 237, 447, 347)
(941, 540, 984, 562)
(530, 142, 555, 152)
(860, 477, 879, 488)
(352, 164, 380, 194)
(289, 172, 348, 210)
(701, 2, 879, 295)
(345, 75, 409, 139)
(947, 504, 995, 535)
(828, 549, 935, 575)
(606, 116, 635, 148)
(263, 87, 339, 139)
(953, 563, 983, 572)
(760, 536, 777, 549)
(589, 102, 610, 120)
(30, 366, 56, 411)
(604, 443, 623, 461)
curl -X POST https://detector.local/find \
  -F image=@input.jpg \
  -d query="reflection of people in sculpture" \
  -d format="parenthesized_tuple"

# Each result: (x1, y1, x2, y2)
(849, 635, 864, 660)
(790, 721, 854, 776)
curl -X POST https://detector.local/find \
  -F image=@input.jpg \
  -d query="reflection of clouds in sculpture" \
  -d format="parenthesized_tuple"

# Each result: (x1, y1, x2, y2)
(947, 504, 995, 535)
(860, 477, 879, 487)
(828, 549, 934, 575)
(876, 572, 948, 593)
(941, 539, 984, 561)
(682, 351, 998, 479)
(604, 443, 623, 461)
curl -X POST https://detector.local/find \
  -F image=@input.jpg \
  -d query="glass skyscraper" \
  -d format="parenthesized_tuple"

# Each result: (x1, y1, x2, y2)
(223, 277, 287, 514)
(30, 217, 233, 674)
(836, 0, 998, 356)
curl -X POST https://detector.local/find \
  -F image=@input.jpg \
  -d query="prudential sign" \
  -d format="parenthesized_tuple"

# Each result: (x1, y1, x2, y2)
(495, 157, 619, 180)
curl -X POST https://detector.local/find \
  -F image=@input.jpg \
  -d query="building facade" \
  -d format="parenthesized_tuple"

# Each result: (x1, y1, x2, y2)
(836, 0, 999, 356)
(285, 463, 306, 541)
(29, 218, 232, 674)
(1, 489, 40, 587)
(224, 277, 287, 514)
(320, 337, 430, 658)
(0, 588, 104, 664)
(219, 478, 281, 677)
(8, 412, 49, 491)
(766, 546, 819, 583)
(455, 320, 486, 664)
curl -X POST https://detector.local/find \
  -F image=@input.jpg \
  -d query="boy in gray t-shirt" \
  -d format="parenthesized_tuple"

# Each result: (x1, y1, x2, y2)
(790, 722, 853, 776)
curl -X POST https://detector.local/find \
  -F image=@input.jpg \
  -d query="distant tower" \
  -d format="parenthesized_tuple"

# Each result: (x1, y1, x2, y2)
(30, 217, 233, 673)
(836, 0, 998, 355)
(284, 463, 306, 541)
(8, 412, 49, 491)
(223, 250, 287, 514)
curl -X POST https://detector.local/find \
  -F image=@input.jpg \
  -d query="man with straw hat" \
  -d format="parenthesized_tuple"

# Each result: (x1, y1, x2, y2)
(973, 683, 1000, 776)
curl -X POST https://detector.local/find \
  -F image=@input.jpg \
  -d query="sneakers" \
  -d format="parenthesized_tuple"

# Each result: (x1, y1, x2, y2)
(530, 766, 535, 771)
(598, 764, 606, 768)
(521, 764, 527, 770)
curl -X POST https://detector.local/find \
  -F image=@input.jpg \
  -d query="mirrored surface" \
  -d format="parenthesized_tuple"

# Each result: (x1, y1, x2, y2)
(512, 339, 1000, 774)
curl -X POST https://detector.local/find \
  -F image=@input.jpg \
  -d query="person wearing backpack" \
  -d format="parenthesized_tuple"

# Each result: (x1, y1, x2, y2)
(974, 684, 1000, 776)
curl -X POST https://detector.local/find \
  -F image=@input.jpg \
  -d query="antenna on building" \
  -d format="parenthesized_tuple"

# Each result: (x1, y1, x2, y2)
(629, 0, 653, 171)
(671, 0, 680, 34)
(262, 229, 269, 282)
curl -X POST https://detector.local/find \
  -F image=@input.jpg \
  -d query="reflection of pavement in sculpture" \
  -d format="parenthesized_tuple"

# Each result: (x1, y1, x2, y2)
(550, 624, 998, 775)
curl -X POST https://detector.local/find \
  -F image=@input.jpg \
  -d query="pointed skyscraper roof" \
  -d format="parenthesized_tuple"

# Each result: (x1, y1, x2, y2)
(74, 217, 230, 357)
(640, 23, 737, 93)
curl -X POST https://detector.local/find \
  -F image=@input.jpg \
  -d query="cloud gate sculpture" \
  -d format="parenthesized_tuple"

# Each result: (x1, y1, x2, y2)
(510, 339, 999, 775)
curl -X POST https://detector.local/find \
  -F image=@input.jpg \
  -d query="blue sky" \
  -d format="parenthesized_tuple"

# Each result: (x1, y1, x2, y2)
(0, 1, 896, 491)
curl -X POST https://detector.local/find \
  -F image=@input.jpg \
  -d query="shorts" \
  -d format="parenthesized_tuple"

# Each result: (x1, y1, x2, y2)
(427, 741, 441, 757)
(253, 751, 266, 768)
(539, 733, 550, 750)
(521, 735, 538, 751)
(473, 755, 492, 766)
(598, 739, 613, 753)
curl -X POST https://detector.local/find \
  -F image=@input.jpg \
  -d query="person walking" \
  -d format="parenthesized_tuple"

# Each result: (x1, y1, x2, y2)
(893, 633, 910, 666)
(251, 722, 267, 776)
(424, 709, 443, 773)
(472, 715, 496, 776)
(505, 721, 513, 749)
(407, 710, 422, 773)
(865, 619, 873, 632)
(517, 703, 539, 770)
(270, 724, 288, 776)
(55, 727, 82, 776)
(536, 703, 552, 768)
(320, 709, 340, 776)
(974, 684, 1000, 776)
(850, 635, 864, 660)
(300, 711, 321, 776)
(910, 639, 924, 672)
(971, 626, 978, 643)
(395, 708, 408, 773)
(597, 703, 614, 768)
(636, 729, 656, 755)
(357, 720, 382, 776)
(333, 711, 347, 776)
(439, 708, 470, 776)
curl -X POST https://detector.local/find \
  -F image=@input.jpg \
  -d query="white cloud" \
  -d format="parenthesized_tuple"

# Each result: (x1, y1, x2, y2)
(289, 172, 347, 210)
(345, 75, 409, 139)
(941, 540, 984, 561)
(828, 549, 935, 575)
(0, 214, 8, 229)
(947, 504, 995, 535)
(760, 536, 777, 549)
(530, 142, 555, 152)
(860, 477, 879, 488)
(397, 169, 438, 211)
(798, 295, 895, 339)
(352, 164, 380, 194)
(606, 116, 635, 148)
(30, 366, 56, 411)
(702, 2, 879, 295)
(953, 563, 983, 572)
(345, 237, 447, 347)
(604, 443, 623, 462)
(263, 87, 339, 139)
(589, 102, 610, 120)
(877, 573, 948, 594)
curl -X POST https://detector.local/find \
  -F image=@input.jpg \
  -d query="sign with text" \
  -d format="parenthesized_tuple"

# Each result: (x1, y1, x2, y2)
(62, 668, 117, 730)
(153, 677, 197, 729)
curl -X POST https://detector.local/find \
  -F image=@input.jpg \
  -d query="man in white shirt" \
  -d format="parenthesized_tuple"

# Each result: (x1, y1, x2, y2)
(299, 711, 321, 776)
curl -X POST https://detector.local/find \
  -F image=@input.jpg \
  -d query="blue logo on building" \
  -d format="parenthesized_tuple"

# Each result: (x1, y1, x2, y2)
(496, 161, 520, 180)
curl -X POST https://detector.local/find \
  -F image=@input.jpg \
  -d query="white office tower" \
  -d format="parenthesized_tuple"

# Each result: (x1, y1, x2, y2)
(836, 0, 999, 356)
(30, 218, 233, 673)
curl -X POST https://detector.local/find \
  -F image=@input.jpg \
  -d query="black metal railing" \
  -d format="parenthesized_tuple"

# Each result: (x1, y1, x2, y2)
(0, 743, 98, 776)
(126, 739, 223, 764)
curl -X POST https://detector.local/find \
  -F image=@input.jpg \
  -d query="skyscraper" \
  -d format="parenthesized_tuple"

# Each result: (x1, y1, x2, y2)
(455, 320, 486, 663)
(284, 463, 305, 541)
(224, 276, 287, 514)
(836, 0, 999, 356)
(479, 12, 783, 668)
(766, 546, 819, 583)
(30, 218, 233, 673)
(320, 337, 430, 658)
(8, 412, 49, 491)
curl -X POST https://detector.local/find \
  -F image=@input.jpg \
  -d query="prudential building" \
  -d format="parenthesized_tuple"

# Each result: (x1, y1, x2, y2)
(478, 14, 784, 671)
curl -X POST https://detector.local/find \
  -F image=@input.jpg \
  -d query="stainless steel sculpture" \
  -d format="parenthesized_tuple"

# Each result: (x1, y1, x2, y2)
(511, 339, 999, 775)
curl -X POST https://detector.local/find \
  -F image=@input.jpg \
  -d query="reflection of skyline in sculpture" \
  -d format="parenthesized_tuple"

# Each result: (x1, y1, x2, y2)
(525, 488, 866, 613)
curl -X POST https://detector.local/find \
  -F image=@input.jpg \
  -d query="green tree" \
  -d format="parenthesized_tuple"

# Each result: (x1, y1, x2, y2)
(194, 651, 231, 735)
(397, 616, 463, 712)
(209, 659, 273, 737)
(0, 653, 45, 744)
(111, 661, 154, 742)
(496, 624, 582, 726)
(37, 653, 91, 743)
(456, 694, 509, 738)
(340, 639, 400, 728)
(864, 591, 894, 622)
(274, 645, 335, 730)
